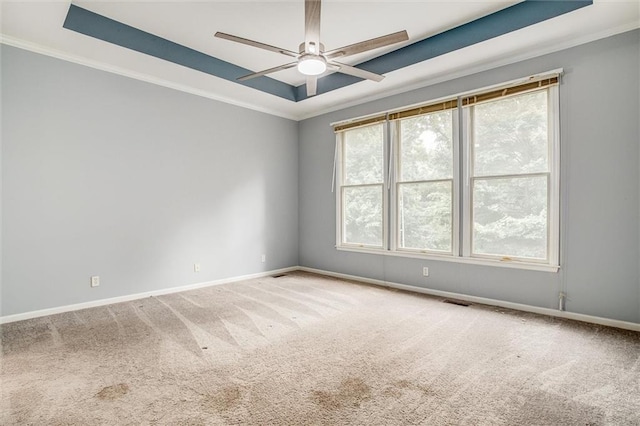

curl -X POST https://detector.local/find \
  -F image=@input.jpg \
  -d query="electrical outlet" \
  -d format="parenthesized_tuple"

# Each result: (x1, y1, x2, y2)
(261, 254, 266, 263)
(91, 276, 100, 287)
(194, 263, 200, 272)
(422, 267, 429, 277)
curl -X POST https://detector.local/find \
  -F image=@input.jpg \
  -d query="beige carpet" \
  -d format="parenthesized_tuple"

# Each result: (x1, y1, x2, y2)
(1, 271, 639, 425)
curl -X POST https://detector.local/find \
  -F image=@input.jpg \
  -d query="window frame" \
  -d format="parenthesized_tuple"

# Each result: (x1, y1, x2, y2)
(335, 122, 389, 251)
(333, 72, 561, 272)
(461, 85, 559, 266)
(391, 109, 460, 257)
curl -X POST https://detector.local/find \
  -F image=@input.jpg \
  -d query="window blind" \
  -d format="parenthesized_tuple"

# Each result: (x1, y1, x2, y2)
(462, 76, 558, 107)
(332, 99, 457, 133)
(387, 99, 457, 121)
(332, 72, 560, 132)
(333, 114, 387, 133)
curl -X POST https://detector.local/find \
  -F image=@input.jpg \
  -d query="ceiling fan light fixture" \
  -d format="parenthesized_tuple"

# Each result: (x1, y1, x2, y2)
(216, 0, 408, 96)
(297, 55, 327, 76)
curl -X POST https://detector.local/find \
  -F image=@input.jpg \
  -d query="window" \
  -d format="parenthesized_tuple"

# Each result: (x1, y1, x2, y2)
(334, 73, 560, 271)
(395, 108, 456, 254)
(467, 90, 552, 262)
(339, 123, 385, 248)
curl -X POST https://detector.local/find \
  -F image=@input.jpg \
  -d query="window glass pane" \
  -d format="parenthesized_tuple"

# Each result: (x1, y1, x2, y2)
(473, 176, 548, 259)
(343, 185, 383, 246)
(399, 111, 453, 181)
(399, 181, 452, 252)
(343, 125, 384, 185)
(473, 91, 548, 177)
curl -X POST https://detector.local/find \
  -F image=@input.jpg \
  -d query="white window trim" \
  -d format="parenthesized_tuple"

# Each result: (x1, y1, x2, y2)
(388, 121, 398, 251)
(462, 85, 559, 266)
(333, 71, 562, 273)
(391, 111, 460, 257)
(335, 245, 559, 272)
(548, 85, 561, 268)
(335, 123, 389, 250)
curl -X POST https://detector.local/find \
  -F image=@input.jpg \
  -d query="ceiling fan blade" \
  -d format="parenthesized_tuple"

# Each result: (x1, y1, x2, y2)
(324, 30, 409, 60)
(330, 61, 385, 82)
(237, 62, 298, 81)
(306, 76, 318, 97)
(304, 0, 321, 54)
(215, 32, 298, 58)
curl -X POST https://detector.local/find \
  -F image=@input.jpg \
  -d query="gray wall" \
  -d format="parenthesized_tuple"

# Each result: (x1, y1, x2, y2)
(1, 45, 299, 316)
(299, 30, 640, 324)
(2, 30, 639, 324)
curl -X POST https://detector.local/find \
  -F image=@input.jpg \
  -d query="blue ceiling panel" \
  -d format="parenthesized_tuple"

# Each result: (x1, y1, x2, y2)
(295, 0, 592, 100)
(63, 4, 297, 101)
(63, 1, 592, 102)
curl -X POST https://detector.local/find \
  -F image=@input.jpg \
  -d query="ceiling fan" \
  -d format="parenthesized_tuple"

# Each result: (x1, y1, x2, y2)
(214, 0, 409, 97)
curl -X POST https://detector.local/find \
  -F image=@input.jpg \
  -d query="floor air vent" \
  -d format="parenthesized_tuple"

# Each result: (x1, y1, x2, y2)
(442, 299, 470, 307)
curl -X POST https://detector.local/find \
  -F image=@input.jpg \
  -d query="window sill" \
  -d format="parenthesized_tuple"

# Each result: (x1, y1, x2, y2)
(335, 246, 559, 272)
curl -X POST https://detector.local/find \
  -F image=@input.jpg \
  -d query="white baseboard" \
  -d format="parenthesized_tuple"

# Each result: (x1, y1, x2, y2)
(0, 267, 298, 324)
(3, 266, 638, 332)
(298, 266, 640, 332)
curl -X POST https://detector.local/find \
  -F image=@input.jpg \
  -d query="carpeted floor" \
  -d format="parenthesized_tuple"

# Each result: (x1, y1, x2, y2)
(1, 271, 639, 425)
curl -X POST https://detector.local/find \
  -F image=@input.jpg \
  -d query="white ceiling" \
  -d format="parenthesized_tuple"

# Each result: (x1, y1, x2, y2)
(1, 0, 638, 120)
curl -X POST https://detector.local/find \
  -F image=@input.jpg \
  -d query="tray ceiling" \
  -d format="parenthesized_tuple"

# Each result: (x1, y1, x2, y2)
(1, 1, 638, 120)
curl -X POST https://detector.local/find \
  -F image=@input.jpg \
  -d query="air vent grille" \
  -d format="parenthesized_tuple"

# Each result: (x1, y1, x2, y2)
(442, 299, 470, 307)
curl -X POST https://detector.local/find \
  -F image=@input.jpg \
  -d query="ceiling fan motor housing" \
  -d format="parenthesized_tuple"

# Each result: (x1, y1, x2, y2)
(299, 42, 325, 54)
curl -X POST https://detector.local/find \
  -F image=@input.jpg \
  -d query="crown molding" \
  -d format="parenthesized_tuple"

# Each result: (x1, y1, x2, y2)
(0, 34, 299, 121)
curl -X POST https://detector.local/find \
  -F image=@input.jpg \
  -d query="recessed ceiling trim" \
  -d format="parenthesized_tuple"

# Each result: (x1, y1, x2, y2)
(62, 4, 297, 101)
(295, 0, 592, 101)
(62, 1, 592, 103)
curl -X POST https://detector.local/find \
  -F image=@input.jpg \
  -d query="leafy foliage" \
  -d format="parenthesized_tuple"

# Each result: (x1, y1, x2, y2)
(474, 90, 548, 176)
(472, 91, 549, 259)
(399, 181, 452, 251)
(398, 111, 454, 252)
(344, 185, 383, 246)
(473, 177, 547, 258)
(343, 125, 384, 246)
(339, 88, 551, 260)
(344, 125, 383, 185)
